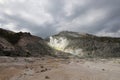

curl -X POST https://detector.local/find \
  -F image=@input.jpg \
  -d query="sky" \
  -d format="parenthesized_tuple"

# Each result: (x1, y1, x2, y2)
(0, 0, 120, 38)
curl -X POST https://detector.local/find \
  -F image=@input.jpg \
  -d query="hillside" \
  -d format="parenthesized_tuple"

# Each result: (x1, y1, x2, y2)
(0, 28, 120, 58)
(48, 31, 120, 58)
(0, 28, 53, 57)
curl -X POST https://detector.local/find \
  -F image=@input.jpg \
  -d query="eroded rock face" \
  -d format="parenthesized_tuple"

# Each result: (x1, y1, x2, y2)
(48, 36, 84, 56)
(48, 32, 83, 56)
(49, 37, 69, 51)
(48, 31, 120, 58)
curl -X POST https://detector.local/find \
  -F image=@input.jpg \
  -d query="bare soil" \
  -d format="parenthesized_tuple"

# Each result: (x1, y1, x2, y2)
(0, 56, 120, 80)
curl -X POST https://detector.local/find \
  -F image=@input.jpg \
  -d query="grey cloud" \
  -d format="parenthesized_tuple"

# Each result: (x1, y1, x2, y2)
(0, 0, 120, 38)
(1, 13, 56, 38)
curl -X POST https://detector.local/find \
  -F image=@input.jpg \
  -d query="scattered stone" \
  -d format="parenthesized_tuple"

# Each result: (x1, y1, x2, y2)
(41, 70, 45, 72)
(102, 69, 105, 71)
(25, 66, 29, 69)
(41, 68, 48, 72)
(41, 66, 44, 68)
(45, 68, 48, 71)
(45, 76, 50, 79)
(23, 73, 27, 75)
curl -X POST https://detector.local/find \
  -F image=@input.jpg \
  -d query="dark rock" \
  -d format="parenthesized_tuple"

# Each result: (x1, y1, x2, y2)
(45, 76, 50, 79)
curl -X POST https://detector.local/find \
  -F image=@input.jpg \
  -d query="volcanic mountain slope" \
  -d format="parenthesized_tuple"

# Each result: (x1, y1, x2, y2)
(0, 28, 54, 57)
(48, 31, 120, 58)
(1, 28, 120, 58)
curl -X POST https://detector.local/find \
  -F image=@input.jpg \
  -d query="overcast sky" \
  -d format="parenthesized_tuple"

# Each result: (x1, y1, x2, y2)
(0, 0, 120, 38)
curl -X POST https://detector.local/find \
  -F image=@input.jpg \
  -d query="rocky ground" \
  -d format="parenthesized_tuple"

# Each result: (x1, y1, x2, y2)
(0, 56, 120, 80)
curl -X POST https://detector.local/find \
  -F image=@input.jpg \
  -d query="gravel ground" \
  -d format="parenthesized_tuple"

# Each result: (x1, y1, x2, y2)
(0, 57, 120, 80)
